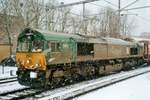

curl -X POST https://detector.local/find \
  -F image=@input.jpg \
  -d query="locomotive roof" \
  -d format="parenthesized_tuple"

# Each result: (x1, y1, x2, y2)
(34, 28, 83, 41)
(20, 28, 136, 46)
(104, 37, 134, 46)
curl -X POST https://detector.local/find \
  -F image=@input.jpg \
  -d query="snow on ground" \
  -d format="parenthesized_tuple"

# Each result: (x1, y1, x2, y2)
(75, 72, 150, 100)
(0, 65, 27, 94)
(0, 81, 27, 94)
(0, 65, 17, 78)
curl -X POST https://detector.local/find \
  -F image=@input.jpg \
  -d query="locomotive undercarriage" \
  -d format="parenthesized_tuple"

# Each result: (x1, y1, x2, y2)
(17, 57, 144, 88)
(17, 69, 46, 87)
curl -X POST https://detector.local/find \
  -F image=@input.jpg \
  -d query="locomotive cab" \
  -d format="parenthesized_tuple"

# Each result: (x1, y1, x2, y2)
(16, 28, 75, 87)
(16, 28, 48, 87)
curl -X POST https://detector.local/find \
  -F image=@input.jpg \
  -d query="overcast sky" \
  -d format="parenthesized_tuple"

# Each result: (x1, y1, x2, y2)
(57, 0, 150, 36)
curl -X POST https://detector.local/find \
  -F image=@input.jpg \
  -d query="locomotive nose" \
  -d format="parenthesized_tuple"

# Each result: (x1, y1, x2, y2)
(16, 52, 47, 70)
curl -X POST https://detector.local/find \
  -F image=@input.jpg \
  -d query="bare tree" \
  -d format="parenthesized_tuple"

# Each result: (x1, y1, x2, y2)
(0, 0, 13, 55)
(91, 8, 120, 38)
(0, 0, 136, 45)
(120, 14, 137, 37)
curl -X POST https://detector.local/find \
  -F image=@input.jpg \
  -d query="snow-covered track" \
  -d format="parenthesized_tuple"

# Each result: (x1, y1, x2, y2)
(0, 86, 51, 100)
(34, 66, 150, 100)
(0, 77, 17, 84)
(0, 87, 37, 100)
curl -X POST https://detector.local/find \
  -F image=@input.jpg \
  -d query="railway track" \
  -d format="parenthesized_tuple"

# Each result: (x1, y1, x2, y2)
(36, 66, 150, 100)
(0, 77, 17, 84)
(0, 65, 149, 100)
(0, 88, 34, 100)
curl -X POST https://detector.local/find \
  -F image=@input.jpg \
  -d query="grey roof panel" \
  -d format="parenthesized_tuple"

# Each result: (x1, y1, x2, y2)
(28, 28, 138, 46)
(104, 37, 134, 46)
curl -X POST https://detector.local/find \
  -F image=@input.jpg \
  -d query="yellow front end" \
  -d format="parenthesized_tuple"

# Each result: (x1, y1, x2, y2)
(16, 52, 47, 87)
(16, 52, 47, 71)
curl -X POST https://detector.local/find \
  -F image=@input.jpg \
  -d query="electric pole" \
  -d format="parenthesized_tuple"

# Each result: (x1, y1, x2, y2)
(118, 0, 121, 16)
(45, 5, 49, 30)
(118, 0, 121, 36)
(83, 2, 86, 34)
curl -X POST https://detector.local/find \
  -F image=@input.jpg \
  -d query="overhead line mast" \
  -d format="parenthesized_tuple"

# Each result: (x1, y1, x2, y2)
(48, 0, 145, 35)
(118, 0, 121, 35)
(51, 0, 102, 34)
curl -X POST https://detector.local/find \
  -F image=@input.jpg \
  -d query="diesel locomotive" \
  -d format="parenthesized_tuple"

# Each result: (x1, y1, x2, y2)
(16, 27, 144, 87)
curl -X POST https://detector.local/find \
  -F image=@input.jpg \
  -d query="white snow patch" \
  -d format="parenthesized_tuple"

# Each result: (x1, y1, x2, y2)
(0, 65, 17, 79)
(0, 81, 27, 94)
(76, 72, 150, 100)
(0, 66, 27, 94)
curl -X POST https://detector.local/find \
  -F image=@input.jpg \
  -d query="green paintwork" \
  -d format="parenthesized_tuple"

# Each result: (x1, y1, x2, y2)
(17, 27, 78, 64)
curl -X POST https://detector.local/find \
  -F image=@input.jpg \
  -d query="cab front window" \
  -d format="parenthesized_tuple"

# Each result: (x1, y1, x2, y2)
(17, 39, 30, 52)
(32, 40, 44, 52)
(17, 40, 44, 52)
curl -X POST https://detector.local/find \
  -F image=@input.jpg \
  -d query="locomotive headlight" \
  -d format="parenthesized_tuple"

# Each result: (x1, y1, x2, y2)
(26, 60, 30, 64)
(30, 72, 37, 78)
(35, 64, 39, 68)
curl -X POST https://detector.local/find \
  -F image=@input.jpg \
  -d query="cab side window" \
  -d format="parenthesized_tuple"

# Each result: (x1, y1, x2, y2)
(77, 43, 94, 55)
(48, 41, 61, 52)
(33, 40, 43, 50)
(130, 48, 138, 55)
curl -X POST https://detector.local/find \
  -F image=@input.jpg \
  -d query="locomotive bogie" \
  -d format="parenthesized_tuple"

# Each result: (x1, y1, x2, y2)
(17, 69, 46, 87)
